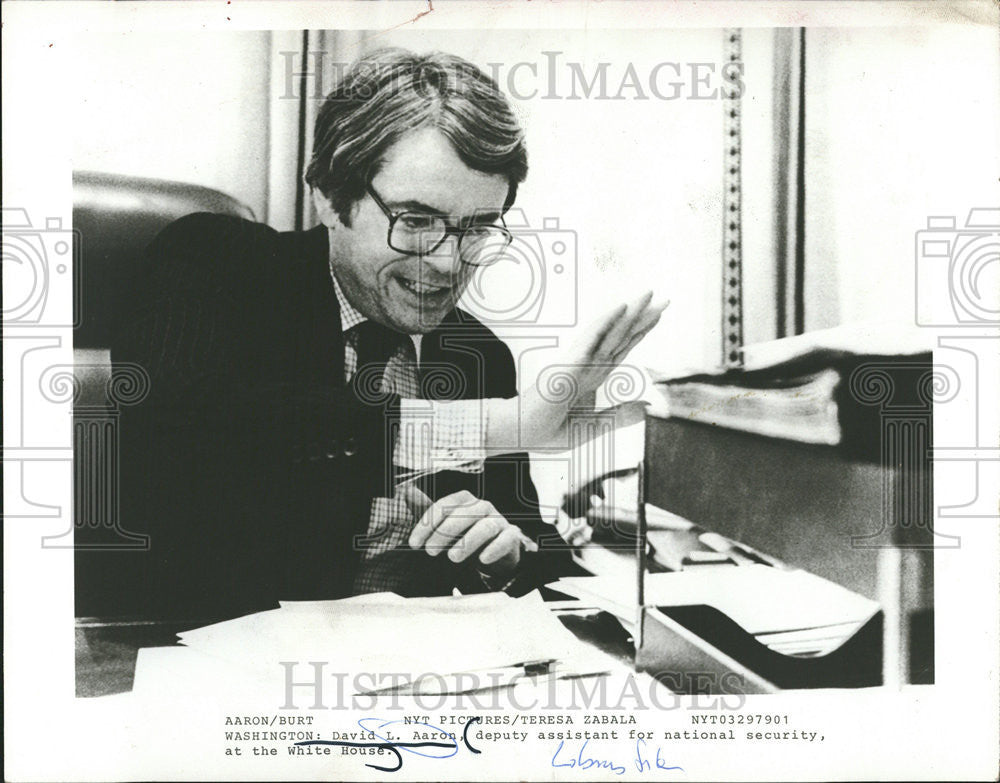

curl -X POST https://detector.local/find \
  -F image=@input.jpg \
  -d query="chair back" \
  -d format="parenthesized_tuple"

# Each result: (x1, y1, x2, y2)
(73, 170, 255, 349)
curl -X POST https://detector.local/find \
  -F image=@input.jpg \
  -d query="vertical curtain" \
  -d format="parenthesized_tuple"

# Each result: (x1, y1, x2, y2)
(771, 27, 806, 338)
(265, 29, 369, 231)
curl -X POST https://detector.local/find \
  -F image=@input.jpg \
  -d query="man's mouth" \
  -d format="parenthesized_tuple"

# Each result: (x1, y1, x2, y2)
(397, 277, 451, 298)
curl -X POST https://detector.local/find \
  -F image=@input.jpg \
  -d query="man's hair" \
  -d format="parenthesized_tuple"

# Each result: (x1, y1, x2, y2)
(305, 48, 528, 225)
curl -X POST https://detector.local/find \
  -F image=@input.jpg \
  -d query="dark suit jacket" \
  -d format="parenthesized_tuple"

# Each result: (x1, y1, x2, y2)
(75, 213, 576, 621)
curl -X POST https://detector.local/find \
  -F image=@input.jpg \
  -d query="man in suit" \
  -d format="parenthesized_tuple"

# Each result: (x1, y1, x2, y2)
(76, 48, 663, 620)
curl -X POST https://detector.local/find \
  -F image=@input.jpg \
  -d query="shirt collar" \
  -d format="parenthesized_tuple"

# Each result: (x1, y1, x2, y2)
(330, 269, 424, 361)
(330, 271, 367, 333)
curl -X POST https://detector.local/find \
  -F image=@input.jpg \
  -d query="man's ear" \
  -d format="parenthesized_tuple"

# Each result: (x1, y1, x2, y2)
(311, 187, 342, 228)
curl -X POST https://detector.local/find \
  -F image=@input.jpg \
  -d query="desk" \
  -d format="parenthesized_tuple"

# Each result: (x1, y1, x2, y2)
(643, 414, 934, 687)
(76, 618, 196, 698)
(76, 601, 635, 698)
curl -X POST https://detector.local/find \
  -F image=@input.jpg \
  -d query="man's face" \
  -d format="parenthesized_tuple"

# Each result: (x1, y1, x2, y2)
(318, 127, 511, 334)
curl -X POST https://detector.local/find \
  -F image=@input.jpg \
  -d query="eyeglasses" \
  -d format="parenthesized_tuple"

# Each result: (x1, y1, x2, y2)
(367, 184, 513, 267)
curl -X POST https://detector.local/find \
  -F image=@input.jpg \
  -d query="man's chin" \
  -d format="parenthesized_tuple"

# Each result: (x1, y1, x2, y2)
(387, 306, 452, 335)
(415, 308, 452, 333)
(384, 280, 458, 333)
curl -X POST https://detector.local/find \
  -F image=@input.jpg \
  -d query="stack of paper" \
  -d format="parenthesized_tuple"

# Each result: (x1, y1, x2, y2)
(551, 565, 880, 657)
(133, 590, 614, 697)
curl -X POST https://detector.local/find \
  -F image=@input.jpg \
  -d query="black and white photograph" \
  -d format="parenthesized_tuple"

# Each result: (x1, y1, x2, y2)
(3, 1, 999, 780)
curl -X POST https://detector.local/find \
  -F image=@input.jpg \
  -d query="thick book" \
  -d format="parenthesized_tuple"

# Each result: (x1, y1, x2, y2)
(660, 367, 842, 445)
(651, 322, 933, 461)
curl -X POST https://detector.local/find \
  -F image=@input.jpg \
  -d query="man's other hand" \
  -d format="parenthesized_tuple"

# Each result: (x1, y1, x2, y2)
(401, 484, 528, 578)
(486, 291, 668, 452)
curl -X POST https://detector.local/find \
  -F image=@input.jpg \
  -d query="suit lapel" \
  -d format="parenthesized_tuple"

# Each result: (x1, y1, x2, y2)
(283, 224, 346, 388)
(422, 310, 479, 401)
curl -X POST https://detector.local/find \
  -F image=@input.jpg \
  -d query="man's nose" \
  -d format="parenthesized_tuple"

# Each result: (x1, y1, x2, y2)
(419, 236, 461, 277)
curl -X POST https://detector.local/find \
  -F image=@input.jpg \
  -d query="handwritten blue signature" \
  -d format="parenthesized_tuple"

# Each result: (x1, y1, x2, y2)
(294, 716, 480, 773)
(552, 738, 684, 775)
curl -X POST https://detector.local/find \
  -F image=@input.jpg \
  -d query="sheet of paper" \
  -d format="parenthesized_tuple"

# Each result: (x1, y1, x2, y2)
(172, 591, 603, 686)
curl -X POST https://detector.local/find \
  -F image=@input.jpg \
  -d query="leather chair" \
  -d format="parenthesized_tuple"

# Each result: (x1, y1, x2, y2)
(72, 172, 255, 587)
(72, 170, 255, 403)
(73, 170, 255, 351)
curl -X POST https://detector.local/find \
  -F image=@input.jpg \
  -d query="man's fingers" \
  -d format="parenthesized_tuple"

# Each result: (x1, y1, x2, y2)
(652, 297, 672, 315)
(580, 302, 628, 357)
(570, 293, 665, 383)
(625, 290, 656, 332)
(421, 498, 494, 555)
(594, 291, 652, 357)
(604, 297, 667, 366)
(479, 526, 523, 565)
(407, 489, 476, 550)
(399, 482, 433, 519)
(611, 332, 645, 365)
(613, 292, 662, 352)
(423, 502, 488, 555)
(593, 291, 654, 360)
(404, 488, 517, 563)
(628, 300, 668, 340)
(447, 515, 506, 563)
(612, 311, 663, 363)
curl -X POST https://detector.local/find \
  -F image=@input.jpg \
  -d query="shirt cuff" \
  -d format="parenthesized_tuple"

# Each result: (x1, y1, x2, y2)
(394, 398, 487, 474)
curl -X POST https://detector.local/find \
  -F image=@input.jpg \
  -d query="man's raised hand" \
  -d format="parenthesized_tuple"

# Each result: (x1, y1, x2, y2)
(487, 291, 669, 452)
